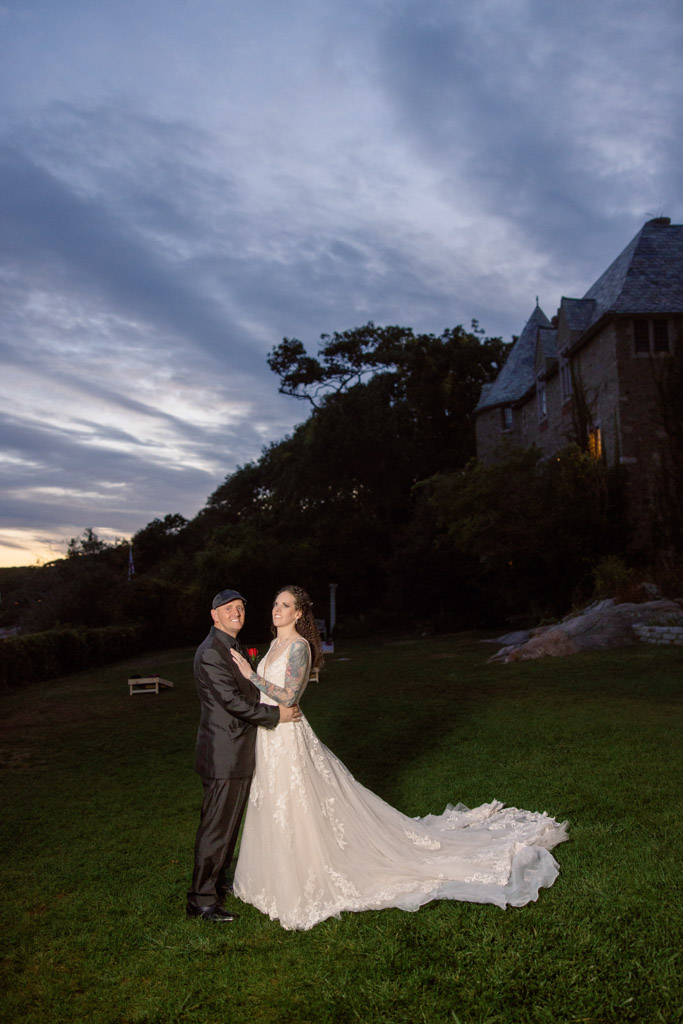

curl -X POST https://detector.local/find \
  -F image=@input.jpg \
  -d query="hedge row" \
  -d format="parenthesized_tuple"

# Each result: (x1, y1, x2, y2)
(0, 624, 148, 691)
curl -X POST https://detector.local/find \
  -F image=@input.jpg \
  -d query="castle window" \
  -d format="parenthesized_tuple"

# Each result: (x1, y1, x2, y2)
(633, 319, 650, 353)
(501, 406, 513, 431)
(537, 379, 547, 422)
(653, 320, 669, 353)
(633, 318, 669, 354)
(560, 349, 572, 401)
(588, 425, 602, 460)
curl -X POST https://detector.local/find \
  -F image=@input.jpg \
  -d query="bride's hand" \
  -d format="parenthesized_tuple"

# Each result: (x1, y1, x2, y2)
(230, 648, 252, 678)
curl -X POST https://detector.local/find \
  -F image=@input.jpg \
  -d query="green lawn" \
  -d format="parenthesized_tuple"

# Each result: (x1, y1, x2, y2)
(1, 633, 681, 1024)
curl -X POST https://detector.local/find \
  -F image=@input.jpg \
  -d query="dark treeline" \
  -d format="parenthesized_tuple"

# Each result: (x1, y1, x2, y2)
(2, 321, 676, 648)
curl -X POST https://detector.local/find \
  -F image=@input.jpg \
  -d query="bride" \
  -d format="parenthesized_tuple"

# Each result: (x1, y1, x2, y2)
(230, 585, 568, 931)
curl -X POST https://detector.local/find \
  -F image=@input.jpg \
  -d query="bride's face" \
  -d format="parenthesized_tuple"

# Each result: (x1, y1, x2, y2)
(272, 591, 300, 630)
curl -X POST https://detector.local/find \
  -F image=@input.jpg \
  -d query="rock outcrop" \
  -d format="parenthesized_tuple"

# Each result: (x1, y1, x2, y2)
(487, 598, 683, 663)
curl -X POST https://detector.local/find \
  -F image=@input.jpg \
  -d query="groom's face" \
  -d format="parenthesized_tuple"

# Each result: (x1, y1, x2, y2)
(211, 599, 245, 638)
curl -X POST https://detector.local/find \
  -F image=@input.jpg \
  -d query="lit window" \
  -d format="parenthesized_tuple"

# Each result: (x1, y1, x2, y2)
(588, 425, 602, 460)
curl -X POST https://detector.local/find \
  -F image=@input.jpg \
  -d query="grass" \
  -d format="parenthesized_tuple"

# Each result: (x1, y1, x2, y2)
(0, 632, 681, 1024)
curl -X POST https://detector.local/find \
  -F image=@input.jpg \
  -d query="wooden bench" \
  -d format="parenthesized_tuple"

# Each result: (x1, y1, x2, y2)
(128, 676, 174, 696)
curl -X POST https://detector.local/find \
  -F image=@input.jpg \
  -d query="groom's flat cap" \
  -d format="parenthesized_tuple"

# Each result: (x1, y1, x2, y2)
(212, 588, 247, 609)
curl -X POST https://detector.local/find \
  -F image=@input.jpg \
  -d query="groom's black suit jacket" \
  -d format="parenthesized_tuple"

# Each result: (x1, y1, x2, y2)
(193, 626, 279, 779)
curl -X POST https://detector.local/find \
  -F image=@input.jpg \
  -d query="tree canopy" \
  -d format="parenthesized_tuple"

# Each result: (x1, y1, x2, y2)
(7, 316, 668, 643)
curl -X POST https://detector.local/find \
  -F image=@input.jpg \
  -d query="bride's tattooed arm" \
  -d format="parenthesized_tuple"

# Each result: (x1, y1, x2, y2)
(231, 639, 310, 706)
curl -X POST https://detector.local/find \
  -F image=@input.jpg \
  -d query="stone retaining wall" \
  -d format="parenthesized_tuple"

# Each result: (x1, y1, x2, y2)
(633, 624, 683, 646)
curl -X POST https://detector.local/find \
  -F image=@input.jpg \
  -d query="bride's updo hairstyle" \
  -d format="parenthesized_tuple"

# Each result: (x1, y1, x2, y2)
(273, 585, 324, 671)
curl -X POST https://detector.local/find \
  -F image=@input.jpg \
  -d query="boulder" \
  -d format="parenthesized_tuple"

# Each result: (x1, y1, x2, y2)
(489, 598, 682, 663)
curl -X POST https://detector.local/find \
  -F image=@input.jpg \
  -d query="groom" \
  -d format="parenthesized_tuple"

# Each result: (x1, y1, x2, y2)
(187, 587, 301, 923)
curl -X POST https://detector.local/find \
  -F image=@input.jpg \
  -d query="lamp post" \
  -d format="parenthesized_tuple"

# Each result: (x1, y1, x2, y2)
(329, 583, 337, 640)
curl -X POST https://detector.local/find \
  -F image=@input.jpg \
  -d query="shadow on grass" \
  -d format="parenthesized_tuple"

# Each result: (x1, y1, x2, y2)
(300, 633, 492, 806)
(0, 633, 492, 815)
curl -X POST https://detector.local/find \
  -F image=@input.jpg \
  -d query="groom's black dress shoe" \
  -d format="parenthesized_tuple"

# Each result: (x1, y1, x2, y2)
(186, 903, 239, 923)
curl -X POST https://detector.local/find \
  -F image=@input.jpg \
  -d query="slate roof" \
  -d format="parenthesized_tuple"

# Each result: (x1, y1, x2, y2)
(537, 326, 558, 362)
(476, 217, 683, 414)
(580, 217, 683, 327)
(560, 296, 596, 333)
(475, 304, 551, 411)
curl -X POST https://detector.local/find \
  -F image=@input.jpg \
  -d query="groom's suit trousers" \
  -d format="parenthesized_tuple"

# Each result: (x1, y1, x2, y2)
(190, 775, 251, 906)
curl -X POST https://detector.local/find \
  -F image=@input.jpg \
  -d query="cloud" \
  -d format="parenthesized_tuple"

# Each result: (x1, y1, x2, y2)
(0, 145, 265, 374)
(373, 0, 683, 270)
(0, 0, 681, 567)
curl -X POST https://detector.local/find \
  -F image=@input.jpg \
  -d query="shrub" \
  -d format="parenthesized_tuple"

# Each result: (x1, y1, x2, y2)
(592, 555, 634, 600)
(0, 624, 148, 691)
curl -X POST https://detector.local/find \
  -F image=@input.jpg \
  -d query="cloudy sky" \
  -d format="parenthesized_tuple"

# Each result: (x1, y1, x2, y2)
(1, 0, 681, 567)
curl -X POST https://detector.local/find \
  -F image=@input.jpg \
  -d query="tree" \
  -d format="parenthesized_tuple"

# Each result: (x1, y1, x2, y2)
(268, 321, 509, 476)
(269, 321, 507, 398)
(425, 444, 627, 622)
(131, 513, 189, 572)
(182, 322, 512, 628)
(66, 528, 116, 558)
(267, 323, 411, 407)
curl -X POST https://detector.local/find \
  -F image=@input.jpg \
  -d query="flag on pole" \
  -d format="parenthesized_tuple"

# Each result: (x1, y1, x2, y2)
(128, 545, 135, 580)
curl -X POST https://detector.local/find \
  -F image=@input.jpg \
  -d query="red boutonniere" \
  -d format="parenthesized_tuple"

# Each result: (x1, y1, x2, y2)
(247, 648, 258, 660)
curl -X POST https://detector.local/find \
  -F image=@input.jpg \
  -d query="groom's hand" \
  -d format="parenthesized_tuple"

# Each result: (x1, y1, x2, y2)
(279, 704, 301, 723)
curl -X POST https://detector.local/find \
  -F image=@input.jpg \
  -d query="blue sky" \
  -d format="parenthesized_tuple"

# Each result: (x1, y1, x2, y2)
(1, 0, 681, 566)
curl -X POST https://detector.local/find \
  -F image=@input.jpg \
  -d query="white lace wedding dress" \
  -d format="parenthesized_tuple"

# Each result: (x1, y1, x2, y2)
(233, 646, 569, 931)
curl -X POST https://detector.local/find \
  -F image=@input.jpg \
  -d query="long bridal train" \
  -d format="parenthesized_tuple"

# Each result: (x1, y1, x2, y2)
(234, 653, 568, 931)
